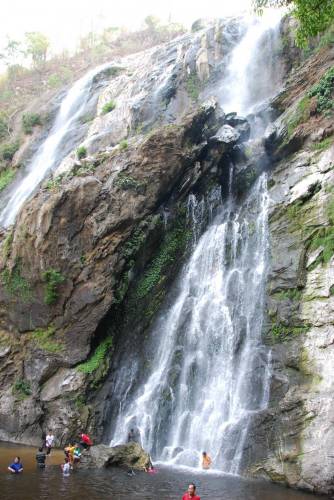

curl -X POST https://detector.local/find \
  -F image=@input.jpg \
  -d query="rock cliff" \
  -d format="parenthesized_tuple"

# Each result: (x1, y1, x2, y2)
(0, 14, 333, 496)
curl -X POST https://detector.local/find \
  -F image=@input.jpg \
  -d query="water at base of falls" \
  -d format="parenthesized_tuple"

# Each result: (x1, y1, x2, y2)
(110, 171, 271, 474)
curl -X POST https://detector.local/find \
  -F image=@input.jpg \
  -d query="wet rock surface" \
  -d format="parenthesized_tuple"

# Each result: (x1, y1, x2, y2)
(80, 442, 151, 470)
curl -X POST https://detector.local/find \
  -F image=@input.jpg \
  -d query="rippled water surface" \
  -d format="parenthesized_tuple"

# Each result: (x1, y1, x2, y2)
(0, 443, 319, 500)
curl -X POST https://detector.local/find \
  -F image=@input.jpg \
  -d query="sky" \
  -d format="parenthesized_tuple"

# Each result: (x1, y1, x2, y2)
(0, 0, 253, 56)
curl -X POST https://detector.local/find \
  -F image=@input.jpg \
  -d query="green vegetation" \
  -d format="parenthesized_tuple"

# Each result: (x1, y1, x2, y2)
(271, 322, 310, 342)
(253, 0, 334, 47)
(76, 145, 87, 160)
(134, 227, 191, 300)
(0, 168, 15, 191)
(186, 72, 201, 100)
(0, 113, 9, 139)
(42, 268, 65, 305)
(32, 325, 63, 353)
(22, 112, 41, 134)
(286, 95, 310, 137)
(2, 231, 13, 260)
(2, 264, 32, 301)
(46, 175, 63, 191)
(309, 226, 334, 265)
(311, 136, 334, 151)
(12, 379, 32, 400)
(101, 100, 116, 114)
(114, 172, 144, 191)
(273, 288, 303, 301)
(0, 141, 19, 161)
(106, 66, 123, 78)
(307, 67, 334, 114)
(25, 32, 50, 67)
(77, 336, 113, 374)
(119, 139, 128, 150)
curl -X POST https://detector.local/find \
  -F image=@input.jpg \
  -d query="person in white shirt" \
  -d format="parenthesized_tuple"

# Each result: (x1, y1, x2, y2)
(45, 431, 55, 456)
(61, 457, 70, 476)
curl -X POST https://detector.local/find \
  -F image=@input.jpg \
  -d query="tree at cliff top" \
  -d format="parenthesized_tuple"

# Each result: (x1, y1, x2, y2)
(253, 0, 334, 46)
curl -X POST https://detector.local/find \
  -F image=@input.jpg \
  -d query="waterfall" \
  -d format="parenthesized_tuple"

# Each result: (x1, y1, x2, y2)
(0, 63, 110, 228)
(109, 13, 282, 473)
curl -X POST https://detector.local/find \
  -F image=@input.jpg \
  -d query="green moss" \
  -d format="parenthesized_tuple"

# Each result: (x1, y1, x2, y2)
(286, 96, 311, 138)
(12, 379, 32, 400)
(271, 322, 309, 342)
(0, 141, 19, 161)
(1, 264, 32, 301)
(0, 168, 16, 191)
(106, 66, 123, 78)
(77, 336, 113, 374)
(101, 100, 116, 114)
(311, 136, 334, 151)
(273, 288, 303, 301)
(119, 139, 128, 150)
(31, 325, 63, 353)
(46, 175, 63, 191)
(186, 72, 201, 100)
(134, 227, 191, 300)
(22, 113, 42, 134)
(76, 145, 87, 159)
(309, 226, 334, 265)
(114, 172, 145, 191)
(307, 67, 334, 114)
(42, 268, 65, 305)
(2, 230, 13, 260)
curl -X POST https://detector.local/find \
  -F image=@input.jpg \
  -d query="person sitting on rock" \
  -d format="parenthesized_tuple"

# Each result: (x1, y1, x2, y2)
(201, 451, 212, 469)
(182, 483, 200, 500)
(36, 447, 46, 469)
(80, 432, 93, 449)
(127, 427, 141, 444)
(8, 456, 23, 474)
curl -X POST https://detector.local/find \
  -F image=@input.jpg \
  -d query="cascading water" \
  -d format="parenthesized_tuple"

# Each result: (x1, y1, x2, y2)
(0, 63, 110, 228)
(109, 12, 282, 473)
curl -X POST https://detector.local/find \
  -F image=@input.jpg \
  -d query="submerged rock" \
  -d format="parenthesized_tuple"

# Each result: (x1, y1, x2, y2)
(80, 443, 151, 470)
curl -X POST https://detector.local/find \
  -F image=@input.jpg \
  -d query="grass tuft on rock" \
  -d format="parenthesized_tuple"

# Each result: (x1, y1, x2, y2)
(42, 268, 65, 305)
(77, 337, 113, 374)
(0, 168, 16, 191)
(32, 325, 63, 353)
(102, 100, 116, 114)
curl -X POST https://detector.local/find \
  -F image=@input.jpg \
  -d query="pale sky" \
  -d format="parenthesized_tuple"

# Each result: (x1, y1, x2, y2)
(1, 0, 253, 56)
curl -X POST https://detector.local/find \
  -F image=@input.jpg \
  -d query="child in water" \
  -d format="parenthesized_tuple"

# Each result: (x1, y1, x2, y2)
(61, 457, 71, 476)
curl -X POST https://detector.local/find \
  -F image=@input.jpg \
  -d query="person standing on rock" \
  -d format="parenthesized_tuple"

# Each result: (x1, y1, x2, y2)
(80, 432, 93, 449)
(182, 483, 200, 500)
(45, 430, 55, 455)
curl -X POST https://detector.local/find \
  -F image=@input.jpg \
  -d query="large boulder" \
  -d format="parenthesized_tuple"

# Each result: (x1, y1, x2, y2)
(80, 442, 151, 470)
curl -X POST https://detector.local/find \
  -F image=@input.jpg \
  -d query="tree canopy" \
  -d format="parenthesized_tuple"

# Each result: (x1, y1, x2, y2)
(253, 0, 334, 46)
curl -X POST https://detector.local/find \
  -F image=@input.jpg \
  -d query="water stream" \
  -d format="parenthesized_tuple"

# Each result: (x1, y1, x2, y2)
(0, 63, 110, 228)
(109, 14, 282, 474)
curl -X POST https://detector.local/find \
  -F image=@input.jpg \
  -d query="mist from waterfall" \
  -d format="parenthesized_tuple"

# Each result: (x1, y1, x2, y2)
(109, 13, 282, 473)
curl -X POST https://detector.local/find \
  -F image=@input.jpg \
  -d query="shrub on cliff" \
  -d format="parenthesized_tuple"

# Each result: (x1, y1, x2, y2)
(42, 268, 65, 305)
(102, 100, 116, 114)
(253, 0, 334, 46)
(22, 112, 42, 134)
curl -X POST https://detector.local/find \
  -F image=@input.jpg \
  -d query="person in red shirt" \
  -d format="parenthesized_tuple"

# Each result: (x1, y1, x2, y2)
(182, 483, 200, 500)
(79, 432, 93, 449)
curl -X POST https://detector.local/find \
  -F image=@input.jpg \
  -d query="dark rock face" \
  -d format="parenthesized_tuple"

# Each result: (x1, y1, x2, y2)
(80, 443, 151, 470)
